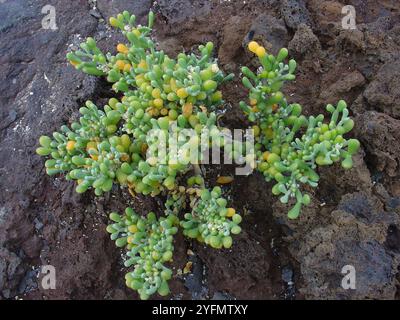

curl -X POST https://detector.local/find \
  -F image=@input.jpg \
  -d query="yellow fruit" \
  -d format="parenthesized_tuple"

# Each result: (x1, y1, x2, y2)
(262, 151, 270, 161)
(117, 43, 129, 54)
(127, 236, 134, 244)
(116, 60, 125, 71)
(152, 88, 161, 99)
(250, 98, 257, 106)
(160, 108, 168, 116)
(66, 140, 76, 151)
(248, 41, 259, 53)
(138, 60, 147, 69)
(132, 29, 141, 37)
(256, 46, 266, 57)
(182, 103, 193, 118)
(177, 88, 189, 99)
(128, 225, 138, 233)
(272, 104, 279, 112)
(216, 176, 234, 184)
(153, 98, 163, 108)
(226, 208, 236, 217)
(123, 63, 131, 72)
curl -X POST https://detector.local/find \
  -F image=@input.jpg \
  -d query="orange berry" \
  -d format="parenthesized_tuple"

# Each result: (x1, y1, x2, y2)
(116, 60, 125, 71)
(177, 88, 189, 99)
(66, 141, 76, 151)
(226, 208, 236, 217)
(256, 46, 266, 57)
(182, 103, 193, 118)
(137, 60, 147, 69)
(248, 41, 259, 53)
(117, 43, 129, 54)
(250, 98, 257, 106)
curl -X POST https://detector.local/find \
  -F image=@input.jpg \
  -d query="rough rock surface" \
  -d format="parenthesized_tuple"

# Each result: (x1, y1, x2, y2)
(363, 59, 400, 119)
(294, 192, 400, 299)
(1, 0, 400, 300)
(288, 23, 321, 59)
(280, 0, 313, 30)
(244, 14, 288, 56)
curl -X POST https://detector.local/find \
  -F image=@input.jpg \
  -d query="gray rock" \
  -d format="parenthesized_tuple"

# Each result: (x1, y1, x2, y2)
(280, 0, 313, 29)
(364, 59, 400, 119)
(244, 14, 288, 55)
(158, 0, 211, 24)
(0, 0, 99, 299)
(183, 254, 208, 300)
(294, 192, 400, 299)
(288, 23, 321, 59)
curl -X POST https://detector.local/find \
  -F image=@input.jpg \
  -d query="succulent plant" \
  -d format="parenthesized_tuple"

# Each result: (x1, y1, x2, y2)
(37, 11, 240, 299)
(240, 41, 360, 218)
(36, 12, 359, 299)
(181, 186, 241, 249)
(107, 208, 178, 300)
